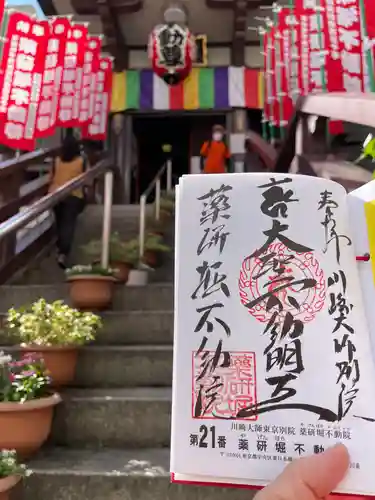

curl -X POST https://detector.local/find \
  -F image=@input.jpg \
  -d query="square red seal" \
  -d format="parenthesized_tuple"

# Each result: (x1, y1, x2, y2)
(192, 351, 257, 420)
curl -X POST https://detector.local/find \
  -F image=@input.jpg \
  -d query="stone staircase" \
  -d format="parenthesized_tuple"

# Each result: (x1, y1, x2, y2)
(12, 205, 172, 285)
(0, 205, 251, 500)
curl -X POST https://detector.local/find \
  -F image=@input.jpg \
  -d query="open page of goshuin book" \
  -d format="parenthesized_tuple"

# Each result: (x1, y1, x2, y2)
(171, 172, 375, 496)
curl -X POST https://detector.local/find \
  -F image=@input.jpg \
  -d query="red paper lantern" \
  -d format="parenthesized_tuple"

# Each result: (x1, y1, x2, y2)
(148, 23, 195, 85)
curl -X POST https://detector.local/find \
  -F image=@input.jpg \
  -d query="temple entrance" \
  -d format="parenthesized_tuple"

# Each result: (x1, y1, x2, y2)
(133, 114, 191, 201)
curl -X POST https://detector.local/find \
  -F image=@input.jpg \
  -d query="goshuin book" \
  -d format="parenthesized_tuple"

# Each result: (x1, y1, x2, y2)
(170, 172, 375, 496)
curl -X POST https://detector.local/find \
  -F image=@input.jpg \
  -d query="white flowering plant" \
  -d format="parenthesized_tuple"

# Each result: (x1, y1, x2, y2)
(65, 264, 115, 278)
(6, 299, 102, 346)
(0, 449, 29, 478)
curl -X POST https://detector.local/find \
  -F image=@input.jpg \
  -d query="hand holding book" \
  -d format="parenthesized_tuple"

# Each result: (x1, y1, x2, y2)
(171, 173, 375, 496)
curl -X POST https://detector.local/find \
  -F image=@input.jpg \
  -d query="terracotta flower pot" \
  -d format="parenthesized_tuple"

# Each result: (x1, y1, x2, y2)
(160, 209, 172, 223)
(67, 274, 116, 310)
(143, 250, 160, 268)
(110, 261, 132, 283)
(0, 475, 20, 500)
(149, 230, 165, 238)
(0, 394, 61, 458)
(21, 345, 78, 388)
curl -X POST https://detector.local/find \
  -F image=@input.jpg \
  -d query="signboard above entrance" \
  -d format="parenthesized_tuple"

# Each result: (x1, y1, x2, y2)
(111, 66, 263, 112)
(193, 35, 207, 67)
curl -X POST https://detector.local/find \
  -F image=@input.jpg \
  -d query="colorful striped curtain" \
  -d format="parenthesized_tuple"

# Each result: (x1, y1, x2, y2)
(111, 67, 263, 112)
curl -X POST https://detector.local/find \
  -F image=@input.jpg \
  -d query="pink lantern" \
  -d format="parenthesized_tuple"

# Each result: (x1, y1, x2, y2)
(148, 23, 195, 85)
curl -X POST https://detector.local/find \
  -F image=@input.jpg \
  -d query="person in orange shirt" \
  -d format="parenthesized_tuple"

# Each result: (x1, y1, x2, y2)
(200, 125, 232, 174)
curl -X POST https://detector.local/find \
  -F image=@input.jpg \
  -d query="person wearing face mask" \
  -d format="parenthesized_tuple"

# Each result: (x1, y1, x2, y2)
(200, 125, 232, 174)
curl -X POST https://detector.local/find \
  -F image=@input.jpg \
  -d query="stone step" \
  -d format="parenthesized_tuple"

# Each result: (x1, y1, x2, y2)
(0, 283, 174, 311)
(19, 448, 253, 500)
(75, 345, 173, 387)
(83, 204, 154, 219)
(73, 224, 140, 248)
(97, 311, 173, 344)
(50, 388, 171, 448)
(17, 260, 174, 285)
(0, 311, 173, 345)
(74, 204, 167, 243)
(2, 345, 173, 388)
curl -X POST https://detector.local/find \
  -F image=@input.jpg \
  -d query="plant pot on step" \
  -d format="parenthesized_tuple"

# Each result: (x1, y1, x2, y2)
(143, 250, 162, 269)
(66, 272, 116, 310)
(20, 345, 78, 388)
(127, 268, 149, 286)
(160, 209, 172, 224)
(148, 230, 165, 238)
(110, 261, 132, 283)
(0, 394, 61, 458)
(7, 299, 102, 387)
(0, 475, 20, 500)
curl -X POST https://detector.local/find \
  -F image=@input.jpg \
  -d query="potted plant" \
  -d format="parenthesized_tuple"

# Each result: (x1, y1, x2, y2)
(82, 233, 133, 283)
(0, 449, 29, 499)
(159, 197, 175, 221)
(66, 265, 116, 310)
(120, 239, 149, 286)
(146, 215, 168, 238)
(143, 234, 171, 268)
(0, 351, 61, 458)
(161, 189, 175, 201)
(6, 299, 102, 387)
(123, 234, 171, 270)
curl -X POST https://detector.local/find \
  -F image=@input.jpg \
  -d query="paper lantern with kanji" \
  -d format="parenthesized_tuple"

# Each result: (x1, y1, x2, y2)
(148, 23, 195, 85)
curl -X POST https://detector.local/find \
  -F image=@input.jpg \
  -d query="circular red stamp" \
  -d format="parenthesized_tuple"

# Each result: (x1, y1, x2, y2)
(239, 242, 326, 324)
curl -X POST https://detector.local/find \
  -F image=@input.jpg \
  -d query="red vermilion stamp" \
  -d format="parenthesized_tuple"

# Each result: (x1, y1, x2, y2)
(239, 242, 326, 324)
(192, 351, 257, 421)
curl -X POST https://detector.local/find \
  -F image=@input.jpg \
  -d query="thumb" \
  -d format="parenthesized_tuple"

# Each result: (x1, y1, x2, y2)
(254, 444, 349, 500)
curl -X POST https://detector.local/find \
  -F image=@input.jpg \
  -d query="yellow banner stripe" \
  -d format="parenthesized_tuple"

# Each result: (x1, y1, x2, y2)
(183, 68, 199, 110)
(111, 72, 126, 113)
(258, 71, 264, 109)
(364, 200, 375, 286)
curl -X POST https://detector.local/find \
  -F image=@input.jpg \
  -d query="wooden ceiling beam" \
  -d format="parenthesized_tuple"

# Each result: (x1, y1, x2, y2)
(126, 40, 260, 50)
(96, 0, 128, 70)
(231, 0, 247, 66)
(71, 0, 142, 16)
(206, 0, 273, 8)
(205, 0, 273, 66)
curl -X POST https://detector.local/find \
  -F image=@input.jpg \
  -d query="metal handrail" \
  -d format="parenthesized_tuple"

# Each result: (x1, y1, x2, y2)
(0, 157, 114, 268)
(0, 147, 59, 178)
(275, 92, 375, 174)
(139, 159, 172, 258)
(299, 92, 375, 127)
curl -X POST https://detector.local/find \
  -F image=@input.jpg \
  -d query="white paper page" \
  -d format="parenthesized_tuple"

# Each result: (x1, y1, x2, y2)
(347, 180, 375, 360)
(170, 184, 181, 473)
(171, 173, 375, 495)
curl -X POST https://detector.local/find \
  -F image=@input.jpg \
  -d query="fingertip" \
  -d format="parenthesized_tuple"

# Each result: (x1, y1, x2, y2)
(326, 443, 350, 460)
(286, 443, 350, 498)
(324, 443, 350, 471)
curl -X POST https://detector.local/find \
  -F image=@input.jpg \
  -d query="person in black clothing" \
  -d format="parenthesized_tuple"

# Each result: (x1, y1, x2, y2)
(49, 135, 87, 268)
